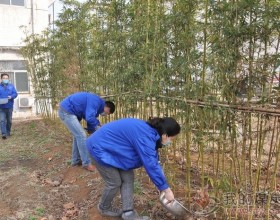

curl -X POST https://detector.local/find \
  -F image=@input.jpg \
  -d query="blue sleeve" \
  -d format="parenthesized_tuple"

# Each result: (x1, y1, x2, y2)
(84, 98, 101, 132)
(133, 137, 169, 191)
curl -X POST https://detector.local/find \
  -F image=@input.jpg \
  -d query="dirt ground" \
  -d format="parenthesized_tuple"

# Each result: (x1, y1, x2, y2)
(0, 118, 279, 220)
(0, 118, 186, 220)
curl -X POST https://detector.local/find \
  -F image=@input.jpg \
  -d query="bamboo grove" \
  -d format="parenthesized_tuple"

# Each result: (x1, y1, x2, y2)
(21, 0, 280, 219)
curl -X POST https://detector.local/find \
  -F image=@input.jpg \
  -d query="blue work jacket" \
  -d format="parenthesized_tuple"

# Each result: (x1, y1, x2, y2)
(86, 118, 169, 191)
(0, 83, 18, 109)
(60, 92, 105, 132)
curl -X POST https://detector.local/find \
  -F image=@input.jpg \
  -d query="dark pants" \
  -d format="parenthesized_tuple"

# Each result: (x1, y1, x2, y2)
(0, 108, 13, 137)
(91, 157, 135, 211)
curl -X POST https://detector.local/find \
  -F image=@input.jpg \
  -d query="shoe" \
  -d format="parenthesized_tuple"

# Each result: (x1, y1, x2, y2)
(2, 136, 7, 140)
(97, 204, 122, 217)
(83, 164, 96, 172)
(122, 210, 150, 220)
(72, 161, 82, 166)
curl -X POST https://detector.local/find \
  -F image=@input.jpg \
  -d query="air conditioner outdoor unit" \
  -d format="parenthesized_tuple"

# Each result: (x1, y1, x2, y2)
(18, 97, 33, 108)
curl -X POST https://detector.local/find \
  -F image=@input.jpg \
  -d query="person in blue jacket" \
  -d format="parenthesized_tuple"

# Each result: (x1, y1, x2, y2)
(59, 92, 115, 172)
(0, 73, 18, 139)
(86, 117, 181, 220)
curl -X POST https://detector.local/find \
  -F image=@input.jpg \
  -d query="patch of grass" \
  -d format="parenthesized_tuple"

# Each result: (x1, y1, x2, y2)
(26, 207, 45, 220)
(140, 209, 150, 216)
(54, 152, 62, 158)
(18, 167, 29, 173)
(28, 121, 37, 130)
(0, 151, 10, 163)
(18, 151, 36, 159)
(148, 200, 155, 206)
(41, 148, 51, 154)
(134, 180, 143, 195)
(35, 207, 45, 216)
(0, 119, 68, 167)
(204, 175, 231, 192)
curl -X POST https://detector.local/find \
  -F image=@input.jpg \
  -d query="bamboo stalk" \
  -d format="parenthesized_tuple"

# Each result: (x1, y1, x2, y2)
(201, 0, 208, 99)
(265, 116, 277, 185)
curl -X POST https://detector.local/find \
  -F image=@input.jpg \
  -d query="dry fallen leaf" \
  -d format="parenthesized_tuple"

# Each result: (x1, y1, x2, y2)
(63, 202, 75, 210)
(65, 208, 78, 217)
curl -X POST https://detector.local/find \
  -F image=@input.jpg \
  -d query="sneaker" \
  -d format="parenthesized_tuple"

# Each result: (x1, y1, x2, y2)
(2, 136, 7, 140)
(83, 164, 96, 172)
(97, 204, 122, 217)
(122, 210, 150, 220)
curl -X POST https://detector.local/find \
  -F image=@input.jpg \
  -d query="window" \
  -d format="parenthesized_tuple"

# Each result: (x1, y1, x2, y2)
(11, 0, 24, 6)
(0, 61, 29, 92)
(0, 0, 10, 5)
(0, 0, 24, 6)
(15, 72, 29, 92)
(1, 71, 29, 93)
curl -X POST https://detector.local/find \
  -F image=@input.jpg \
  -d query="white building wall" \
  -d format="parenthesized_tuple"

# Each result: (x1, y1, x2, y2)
(0, 0, 49, 46)
(0, 0, 51, 118)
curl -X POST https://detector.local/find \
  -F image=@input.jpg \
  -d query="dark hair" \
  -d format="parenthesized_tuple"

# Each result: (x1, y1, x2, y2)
(1, 73, 9, 79)
(147, 117, 181, 137)
(105, 101, 115, 113)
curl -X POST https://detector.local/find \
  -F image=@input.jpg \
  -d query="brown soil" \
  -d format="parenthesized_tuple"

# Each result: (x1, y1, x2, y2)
(0, 118, 278, 220)
(0, 118, 181, 220)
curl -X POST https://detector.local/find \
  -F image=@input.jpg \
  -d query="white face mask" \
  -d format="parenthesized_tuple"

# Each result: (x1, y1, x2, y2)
(162, 138, 172, 147)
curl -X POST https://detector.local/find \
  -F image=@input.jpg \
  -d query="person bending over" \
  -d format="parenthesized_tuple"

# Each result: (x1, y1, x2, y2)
(86, 117, 181, 220)
(59, 92, 115, 171)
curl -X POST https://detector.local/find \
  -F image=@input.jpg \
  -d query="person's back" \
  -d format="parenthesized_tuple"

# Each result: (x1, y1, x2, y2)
(87, 118, 160, 170)
(58, 91, 115, 172)
(60, 92, 104, 120)
(86, 116, 181, 220)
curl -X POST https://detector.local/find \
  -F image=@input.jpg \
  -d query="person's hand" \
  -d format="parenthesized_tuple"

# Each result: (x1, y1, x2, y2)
(87, 130, 93, 135)
(162, 188, 175, 203)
